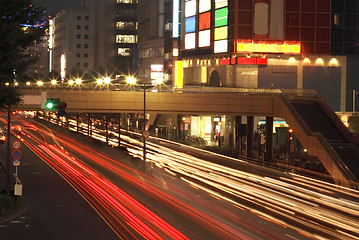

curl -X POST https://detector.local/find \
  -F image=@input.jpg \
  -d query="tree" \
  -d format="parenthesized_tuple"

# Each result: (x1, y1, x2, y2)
(0, 0, 45, 196)
(0, 0, 45, 83)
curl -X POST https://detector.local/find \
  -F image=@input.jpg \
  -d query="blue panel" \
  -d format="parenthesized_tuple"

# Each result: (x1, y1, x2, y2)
(185, 17, 196, 33)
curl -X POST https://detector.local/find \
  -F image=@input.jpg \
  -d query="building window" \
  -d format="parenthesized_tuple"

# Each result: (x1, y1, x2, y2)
(84, 44, 88, 48)
(117, 0, 138, 3)
(76, 44, 81, 48)
(84, 25, 89, 30)
(76, 53, 81, 58)
(77, 34, 81, 39)
(76, 63, 81, 67)
(84, 53, 88, 58)
(77, 25, 81, 30)
(116, 35, 137, 43)
(116, 21, 137, 30)
(333, 14, 340, 26)
(77, 16, 81, 20)
(84, 34, 88, 39)
(85, 16, 89, 20)
(84, 63, 88, 68)
(118, 48, 131, 56)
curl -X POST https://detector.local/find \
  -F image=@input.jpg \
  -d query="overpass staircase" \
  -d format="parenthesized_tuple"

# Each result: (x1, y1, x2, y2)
(280, 94, 359, 186)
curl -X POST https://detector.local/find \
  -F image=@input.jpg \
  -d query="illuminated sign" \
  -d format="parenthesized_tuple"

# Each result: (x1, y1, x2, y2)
(60, 54, 66, 80)
(185, 16, 196, 33)
(215, 7, 228, 27)
(220, 57, 268, 65)
(199, 0, 211, 13)
(185, 0, 196, 17)
(214, 40, 227, 53)
(214, 26, 227, 40)
(199, 12, 211, 30)
(215, 0, 228, 9)
(173, 0, 180, 37)
(199, 30, 211, 47)
(151, 64, 164, 72)
(236, 41, 301, 53)
(185, 33, 196, 49)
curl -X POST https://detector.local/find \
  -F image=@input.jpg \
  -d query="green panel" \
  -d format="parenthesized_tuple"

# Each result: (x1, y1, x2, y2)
(215, 7, 228, 27)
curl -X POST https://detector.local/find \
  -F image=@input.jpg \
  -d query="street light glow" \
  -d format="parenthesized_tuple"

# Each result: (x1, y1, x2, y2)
(104, 77, 111, 84)
(96, 78, 103, 85)
(68, 80, 74, 85)
(51, 79, 57, 85)
(37, 80, 43, 86)
(75, 78, 82, 84)
(126, 76, 136, 85)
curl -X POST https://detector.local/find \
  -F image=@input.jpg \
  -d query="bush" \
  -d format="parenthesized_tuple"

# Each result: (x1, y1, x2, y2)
(0, 185, 26, 217)
(184, 135, 207, 147)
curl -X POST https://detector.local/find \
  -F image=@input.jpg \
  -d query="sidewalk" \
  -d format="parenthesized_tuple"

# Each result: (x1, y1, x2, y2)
(0, 142, 119, 240)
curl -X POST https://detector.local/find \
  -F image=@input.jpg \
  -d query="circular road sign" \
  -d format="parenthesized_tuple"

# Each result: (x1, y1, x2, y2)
(142, 130, 150, 139)
(12, 149, 22, 160)
(12, 140, 21, 149)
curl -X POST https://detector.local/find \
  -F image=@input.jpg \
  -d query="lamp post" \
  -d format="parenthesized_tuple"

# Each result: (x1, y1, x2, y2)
(143, 79, 147, 162)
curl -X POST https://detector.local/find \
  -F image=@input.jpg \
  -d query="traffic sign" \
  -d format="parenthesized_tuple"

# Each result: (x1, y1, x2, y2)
(13, 159, 20, 166)
(12, 149, 22, 160)
(12, 140, 21, 149)
(142, 130, 150, 139)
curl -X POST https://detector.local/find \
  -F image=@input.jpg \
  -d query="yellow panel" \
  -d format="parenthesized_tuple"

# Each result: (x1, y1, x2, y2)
(175, 61, 183, 89)
(201, 67, 207, 83)
(214, 26, 227, 40)
(236, 42, 301, 53)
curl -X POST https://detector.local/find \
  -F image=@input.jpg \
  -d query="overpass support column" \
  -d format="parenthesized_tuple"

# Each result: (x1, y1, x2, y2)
(246, 116, 254, 158)
(265, 116, 273, 162)
(235, 116, 242, 155)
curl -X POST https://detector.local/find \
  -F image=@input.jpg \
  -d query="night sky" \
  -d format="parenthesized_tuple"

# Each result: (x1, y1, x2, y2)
(33, 0, 81, 16)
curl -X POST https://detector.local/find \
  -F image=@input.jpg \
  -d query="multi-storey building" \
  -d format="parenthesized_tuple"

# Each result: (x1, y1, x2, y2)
(53, 9, 90, 79)
(137, 0, 173, 84)
(173, 0, 359, 113)
(52, 0, 138, 80)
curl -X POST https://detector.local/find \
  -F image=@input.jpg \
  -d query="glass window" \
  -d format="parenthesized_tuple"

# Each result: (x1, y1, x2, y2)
(76, 34, 81, 39)
(214, 26, 228, 40)
(199, 12, 211, 30)
(84, 44, 88, 48)
(77, 25, 81, 30)
(77, 16, 81, 20)
(199, 0, 211, 13)
(185, 17, 196, 33)
(185, 0, 196, 17)
(185, 33, 196, 49)
(215, 7, 228, 27)
(116, 35, 137, 43)
(199, 30, 211, 47)
(215, 0, 228, 9)
(118, 47, 131, 56)
(76, 44, 81, 48)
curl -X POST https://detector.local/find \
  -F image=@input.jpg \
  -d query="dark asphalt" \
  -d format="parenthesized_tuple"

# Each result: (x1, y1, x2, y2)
(0, 138, 119, 240)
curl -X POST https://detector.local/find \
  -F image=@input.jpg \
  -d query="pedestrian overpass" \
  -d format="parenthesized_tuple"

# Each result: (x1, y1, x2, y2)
(18, 87, 359, 186)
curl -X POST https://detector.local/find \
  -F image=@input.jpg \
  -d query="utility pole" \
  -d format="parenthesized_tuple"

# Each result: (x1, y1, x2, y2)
(143, 80, 147, 162)
(6, 106, 11, 196)
(353, 90, 357, 113)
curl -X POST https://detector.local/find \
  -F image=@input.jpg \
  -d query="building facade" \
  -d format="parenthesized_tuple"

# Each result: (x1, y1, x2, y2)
(52, 0, 138, 80)
(173, 0, 359, 113)
(137, 0, 173, 85)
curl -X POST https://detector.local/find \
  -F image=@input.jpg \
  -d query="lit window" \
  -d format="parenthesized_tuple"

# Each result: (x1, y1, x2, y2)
(199, 0, 211, 13)
(333, 14, 339, 26)
(185, 33, 196, 49)
(199, 12, 211, 30)
(199, 30, 210, 47)
(116, 35, 137, 43)
(215, 0, 228, 9)
(215, 7, 228, 27)
(185, 17, 196, 33)
(214, 26, 227, 40)
(118, 47, 131, 56)
(214, 40, 228, 53)
(185, 0, 196, 17)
